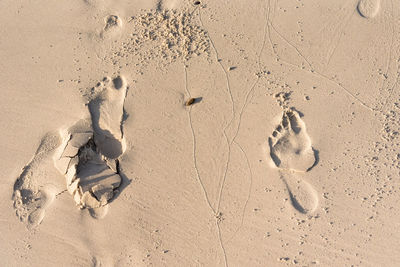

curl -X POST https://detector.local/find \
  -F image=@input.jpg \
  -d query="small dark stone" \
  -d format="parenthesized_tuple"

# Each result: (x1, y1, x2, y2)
(185, 98, 195, 106)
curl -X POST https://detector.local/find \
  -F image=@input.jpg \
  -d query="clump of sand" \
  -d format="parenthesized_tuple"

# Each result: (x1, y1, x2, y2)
(113, 9, 210, 64)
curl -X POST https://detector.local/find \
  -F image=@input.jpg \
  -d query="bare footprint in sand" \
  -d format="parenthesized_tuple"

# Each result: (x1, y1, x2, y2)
(13, 133, 61, 228)
(268, 108, 319, 215)
(268, 108, 316, 172)
(358, 0, 380, 18)
(89, 76, 127, 159)
(100, 15, 122, 39)
(13, 76, 128, 225)
(53, 76, 128, 217)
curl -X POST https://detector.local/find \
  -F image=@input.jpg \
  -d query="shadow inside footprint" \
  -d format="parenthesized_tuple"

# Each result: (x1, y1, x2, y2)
(91, 127, 124, 159)
(357, 0, 381, 18)
(268, 137, 281, 167)
(88, 76, 127, 159)
(112, 76, 124, 89)
(53, 76, 129, 218)
(285, 185, 307, 214)
(282, 177, 318, 215)
(306, 148, 319, 172)
(76, 139, 122, 207)
(54, 123, 124, 213)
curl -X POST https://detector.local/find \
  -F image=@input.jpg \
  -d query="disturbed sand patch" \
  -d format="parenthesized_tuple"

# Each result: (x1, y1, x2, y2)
(54, 76, 127, 215)
(110, 9, 210, 66)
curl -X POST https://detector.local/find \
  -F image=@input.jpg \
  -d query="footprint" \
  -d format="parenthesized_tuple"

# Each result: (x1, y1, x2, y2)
(268, 108, 316, 172)
(357, 0, 380, 18)
(13, 133, 60, 228)
(88, 76, 127, 159)
(53, 76, 127, 215)
(282, 175, 318, 215)
(268, 108, 319, 215)
(100, 15, 122, 39)
(13, 76, 128, 224)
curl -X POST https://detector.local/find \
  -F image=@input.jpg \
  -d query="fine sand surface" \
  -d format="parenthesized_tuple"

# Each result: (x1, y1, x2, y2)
(1, 0, 400, 266)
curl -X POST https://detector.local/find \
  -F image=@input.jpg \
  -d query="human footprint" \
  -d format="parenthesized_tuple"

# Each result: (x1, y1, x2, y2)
(268, 108, 316, 172)
(53, 76, 127, 214)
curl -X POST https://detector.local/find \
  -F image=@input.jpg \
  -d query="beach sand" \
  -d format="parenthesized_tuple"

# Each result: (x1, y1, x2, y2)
(1, 0, 400, 266)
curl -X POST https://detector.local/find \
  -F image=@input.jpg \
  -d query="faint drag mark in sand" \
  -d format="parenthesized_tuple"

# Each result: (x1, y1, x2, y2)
(223, 0, 271, 243)
(183, 64, 215, 214)
(189, 2, 272, 264)
(196, 6, 235, 267)
(357, 0, 381, 18)
(268, 108, 319, 215)
(13, 133, 61, 229)
(377, 0, 396, 113)
(323, 9, 356, 74)
(183, 63, 229, 266)
(53, 76, 128, 218)
(198, 5, 235, 221)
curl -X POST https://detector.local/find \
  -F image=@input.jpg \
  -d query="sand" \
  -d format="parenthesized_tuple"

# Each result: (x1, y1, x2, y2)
(1, 0, 400, 266)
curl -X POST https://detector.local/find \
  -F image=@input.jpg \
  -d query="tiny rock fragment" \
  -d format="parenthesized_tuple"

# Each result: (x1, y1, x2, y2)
(81, 191, 101, 209)
(66, 164, 77, 185)
(61, 144, 79, 158)
(73, 190, 82, 206)
(92, 184, 114, 206)
(70, 133, 93, 148)
(55, 157, 72, 175)
(68, 178, 80, 195)
(105, 158, 118, 172)
(185, 98, 196, 106)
